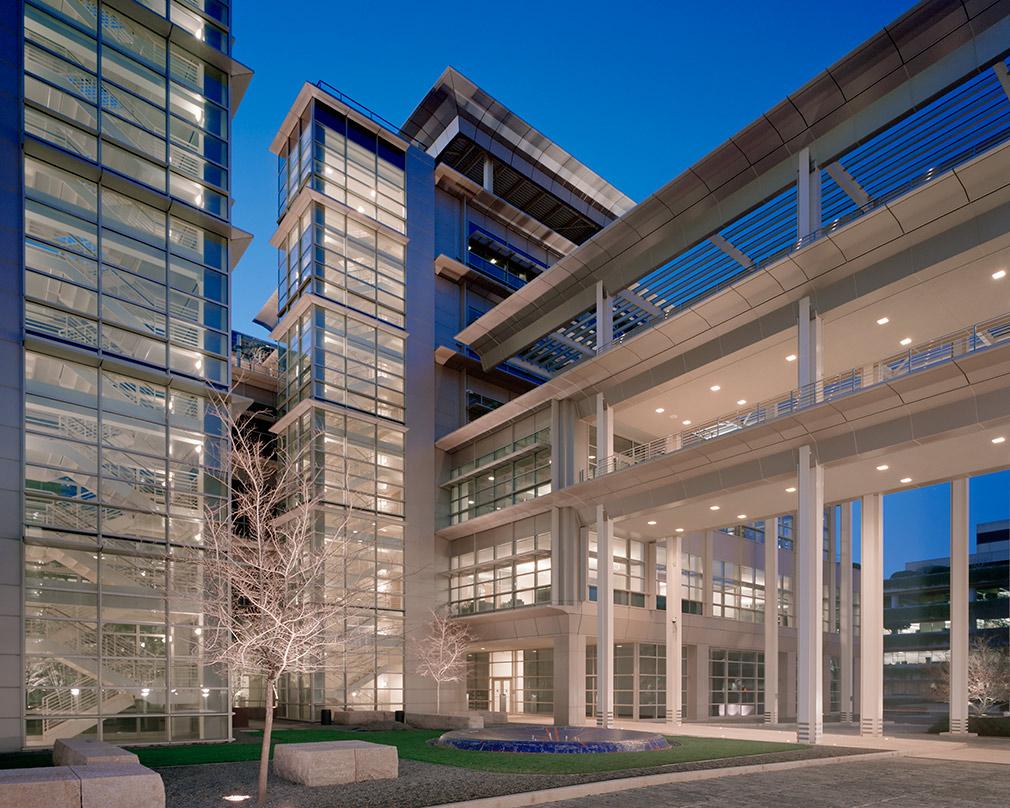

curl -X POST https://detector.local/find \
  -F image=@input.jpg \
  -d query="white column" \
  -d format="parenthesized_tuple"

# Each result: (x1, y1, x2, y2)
(764, 517, 780, 724)
(797, 147, 821, 241)
(797, 296, 822, 404)
(828, 506, 838, 636)
(553, 632, 586, 727)
(797, 445, 824, 744)
(860, 493, 884, 737)
(645, 542, 658, 611)
(665, 533, 683, 725)
(482, 155, 493, 193)
(840, 501, 854, 724)
(596, 505, 614, 727)
(596, 281, 613, 352)
(948, 478, 971, 735)
(595, 392, 613, 473)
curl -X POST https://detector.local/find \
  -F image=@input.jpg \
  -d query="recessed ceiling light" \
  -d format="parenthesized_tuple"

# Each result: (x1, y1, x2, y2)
(682, 419, 692, 426)
(736, 514, 747, 520)
(675, 528, 684, 533)
(736, 399, 747, 406)
(786, 486, 797, 493)
(876, 317, 890, 325)
(900, 477, 912, 484)
(876, 464, 889, 471)
(993, 269, 1007, 280)
(786, 354, 797, 362)
(993, 436, 1006, 444)
(655, 407, 665, 414)
(709, 505, 720, 511)
(487, 475, 495, 481)
(709, 385, 721, 392)
(647, 520, 657, 526)
(900, 337, 912, 346)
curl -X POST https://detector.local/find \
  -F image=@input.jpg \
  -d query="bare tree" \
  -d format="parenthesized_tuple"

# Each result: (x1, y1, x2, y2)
(202, 398, 370, 804)
(415, 610, 473, 714)
(937, 636, 1010, 717)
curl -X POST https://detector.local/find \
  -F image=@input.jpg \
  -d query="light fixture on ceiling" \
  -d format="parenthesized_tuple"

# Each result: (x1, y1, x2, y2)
(736, 399, 747, 406)
(647, 520, 657, 526)
(709, 385, 721, 392)
(876, 317, 890, 325)
(675, 528, 684, 533)
(900, 477, 912, 484)
(709, 505, 720, 511)
(786, 486, 797, 493)
(786, 354, 797, 362)
(876, 464, 889, 471)
(736, 514, 747, 520)
(993, 436, 1006, 444)
(655, 407, 665, 414)
(487, 475, 495, 481)
(900, 337, 912, 346)
(993, 269, 1007, 280)
(682, 419, 692, 426)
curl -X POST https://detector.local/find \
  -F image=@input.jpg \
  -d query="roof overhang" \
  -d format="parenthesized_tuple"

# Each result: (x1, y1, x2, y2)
(458, 1, 1010, 371)
(403, 67, 635, 224)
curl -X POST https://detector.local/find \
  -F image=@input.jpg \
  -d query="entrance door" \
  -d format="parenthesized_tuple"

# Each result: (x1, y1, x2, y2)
(491, 677, 511, 713)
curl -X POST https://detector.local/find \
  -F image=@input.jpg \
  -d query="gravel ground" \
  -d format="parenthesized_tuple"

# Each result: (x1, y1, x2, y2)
(159, 745, 872, 808)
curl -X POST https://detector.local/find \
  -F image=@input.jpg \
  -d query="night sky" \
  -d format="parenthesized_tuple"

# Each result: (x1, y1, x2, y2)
(228, 0, 1009, 570)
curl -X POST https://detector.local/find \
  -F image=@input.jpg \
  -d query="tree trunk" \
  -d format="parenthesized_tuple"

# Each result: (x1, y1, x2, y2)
(257, 677, 276, 805)
(436, 682, 440, 714)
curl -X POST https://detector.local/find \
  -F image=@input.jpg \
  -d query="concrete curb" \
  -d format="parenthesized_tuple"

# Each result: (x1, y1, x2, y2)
(430, 750, 903, 808)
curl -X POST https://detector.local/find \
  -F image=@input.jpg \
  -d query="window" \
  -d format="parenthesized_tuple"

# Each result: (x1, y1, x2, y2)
(709, 649, 764, 717)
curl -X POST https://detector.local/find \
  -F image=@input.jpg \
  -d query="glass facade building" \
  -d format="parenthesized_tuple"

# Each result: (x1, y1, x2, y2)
(8, 0, 250, 747)
(270, 97, 410, 717)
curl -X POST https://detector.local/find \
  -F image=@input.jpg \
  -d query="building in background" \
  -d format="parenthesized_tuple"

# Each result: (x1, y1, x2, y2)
(4, 0, 251, 750)
(883, 519, 1010, 724)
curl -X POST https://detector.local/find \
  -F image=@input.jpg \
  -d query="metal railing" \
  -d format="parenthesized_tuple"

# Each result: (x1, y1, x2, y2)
(592, 311, 1010, 478)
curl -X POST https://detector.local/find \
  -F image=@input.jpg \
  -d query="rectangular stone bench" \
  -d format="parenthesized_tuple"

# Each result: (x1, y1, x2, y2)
(72, 763, 164, 808)
(0, 762, 164, 808)
(405, 711, 483, 730)
(0, 766, 79, 808)
(273, 740, 397, 786)
(329, 709, 395, 725)
(53, 738, 139, 767)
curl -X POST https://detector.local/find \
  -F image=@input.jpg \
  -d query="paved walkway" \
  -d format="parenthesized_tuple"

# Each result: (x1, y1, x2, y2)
(539, 758, 1010, 807)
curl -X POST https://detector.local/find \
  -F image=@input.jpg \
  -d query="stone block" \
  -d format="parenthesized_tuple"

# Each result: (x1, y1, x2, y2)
(405, 712, 483, 730)
(53, 738, 139, 766)
(71, 763, 164, 808)
(273, 740, 397, 786)
(0, 766, 79, 808)
(352, 742, 398, 781)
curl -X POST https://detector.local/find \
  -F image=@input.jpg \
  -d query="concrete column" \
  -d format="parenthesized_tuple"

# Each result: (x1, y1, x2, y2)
(828, 506, 838, 635)
(786, 651, 798, 721)
(552, 506, 581, 607)
(666, 534, 683, 725)
(797, 147, 821, 241)
(797, 296, 822, 403)
(860, 493, 884, 737)
(550, 399, 576, 491)
(948, 478, 971, 735)
(553, 632, 586, 727)
(840, 501, 855, 723)
(595, 392, 613, 473)
(693, 644, 709, 720)
(702, 531, 714, 617)
(595, 281, 613, 351)
(482, 155, 493, 193)
(763, 517, 780, 724)
(797, 445, 824, 744)
(596, 505, 614, 727)
(645, 542, 658, 611)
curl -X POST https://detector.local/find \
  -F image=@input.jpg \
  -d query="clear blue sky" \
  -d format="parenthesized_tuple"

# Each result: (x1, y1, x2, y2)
(229, 0, 1009, 572)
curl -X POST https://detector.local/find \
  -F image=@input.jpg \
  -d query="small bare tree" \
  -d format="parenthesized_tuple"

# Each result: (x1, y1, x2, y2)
(202, 399, 369, 804)
(937, 636, 1010, 717)
(415, 610, 473, 714)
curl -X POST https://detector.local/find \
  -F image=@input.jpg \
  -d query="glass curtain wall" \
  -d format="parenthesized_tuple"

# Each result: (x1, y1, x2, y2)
(273, 100, 407, 716)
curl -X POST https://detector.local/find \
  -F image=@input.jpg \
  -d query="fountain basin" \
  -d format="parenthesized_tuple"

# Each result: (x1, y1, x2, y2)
(434, 725, 673, 754)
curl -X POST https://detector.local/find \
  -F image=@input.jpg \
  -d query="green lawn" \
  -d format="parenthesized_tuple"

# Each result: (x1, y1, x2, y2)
(0, 729, 803, 774)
